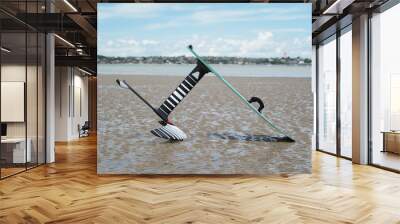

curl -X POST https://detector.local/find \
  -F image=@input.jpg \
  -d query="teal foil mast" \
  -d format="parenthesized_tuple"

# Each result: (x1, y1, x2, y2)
(187, 45, 295, 142)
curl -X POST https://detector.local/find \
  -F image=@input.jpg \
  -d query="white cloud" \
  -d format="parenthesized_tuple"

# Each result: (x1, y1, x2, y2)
(145, 20, 181, 30)
(113, 6, 310, 30)
(98, 3, 208, 20)
(191, 7, 308, 24)
(99, 31, 310, 58)
(142, 40, 159, 45)
(191, 9, 257, 24)
(98, 4, 163, 20)
(100, 38, 162, 57)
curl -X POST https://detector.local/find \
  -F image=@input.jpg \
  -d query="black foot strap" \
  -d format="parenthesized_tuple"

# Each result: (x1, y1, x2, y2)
(248, 97, 264, 113)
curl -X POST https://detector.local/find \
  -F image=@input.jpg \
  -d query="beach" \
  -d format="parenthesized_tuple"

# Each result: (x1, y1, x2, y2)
(98, 74, 313, 174)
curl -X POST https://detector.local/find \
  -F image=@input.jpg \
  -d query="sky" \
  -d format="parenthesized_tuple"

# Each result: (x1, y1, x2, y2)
(98, 3, 311, 58)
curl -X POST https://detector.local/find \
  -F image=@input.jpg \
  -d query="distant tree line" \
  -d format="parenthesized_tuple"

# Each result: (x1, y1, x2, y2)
(98, 55, 311, 65)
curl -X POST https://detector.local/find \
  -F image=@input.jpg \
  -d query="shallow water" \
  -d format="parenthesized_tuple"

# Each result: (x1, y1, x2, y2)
(98, 63, 311, 77)
(98, 75, 313, 174)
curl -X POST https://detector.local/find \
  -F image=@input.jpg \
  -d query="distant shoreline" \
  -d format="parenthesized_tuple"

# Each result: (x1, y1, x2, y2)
(98, 55, 311, 66)
(99, 74, 311, 79)
(98, 63, 311, 66)
(98, 63, 311, 78)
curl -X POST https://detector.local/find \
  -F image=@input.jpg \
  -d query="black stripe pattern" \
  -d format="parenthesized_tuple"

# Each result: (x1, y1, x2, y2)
(156, 60, 210, 120)
(150, 124, 187, 141)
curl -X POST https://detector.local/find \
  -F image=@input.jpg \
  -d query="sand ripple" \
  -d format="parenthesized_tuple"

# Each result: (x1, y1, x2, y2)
(98, 75, 312, 174)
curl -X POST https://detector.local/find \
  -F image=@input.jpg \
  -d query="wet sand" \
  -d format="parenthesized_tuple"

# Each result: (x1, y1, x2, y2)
(98, 75, 312, 174)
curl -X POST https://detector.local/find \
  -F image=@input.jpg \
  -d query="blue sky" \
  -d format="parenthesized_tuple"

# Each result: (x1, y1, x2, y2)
(98, 3, 311, 58)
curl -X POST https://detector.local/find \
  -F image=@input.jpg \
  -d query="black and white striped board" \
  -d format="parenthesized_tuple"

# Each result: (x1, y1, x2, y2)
(116, 57, 213, 142)
(151, 124, 187, 141)
(156, 62, 209, 120)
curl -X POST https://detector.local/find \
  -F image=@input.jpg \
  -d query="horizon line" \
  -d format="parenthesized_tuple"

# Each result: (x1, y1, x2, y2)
(98, 55, 312, 59)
